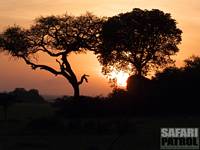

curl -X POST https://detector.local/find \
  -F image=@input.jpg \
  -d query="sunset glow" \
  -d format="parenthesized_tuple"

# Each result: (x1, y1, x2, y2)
(110, 71, 129, 87)
(0, 0, 200, 96)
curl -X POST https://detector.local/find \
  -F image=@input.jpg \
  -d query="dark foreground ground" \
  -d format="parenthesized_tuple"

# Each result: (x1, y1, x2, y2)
(0, 103, 199, 150)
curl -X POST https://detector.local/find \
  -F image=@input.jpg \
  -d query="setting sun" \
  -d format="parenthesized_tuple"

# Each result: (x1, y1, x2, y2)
(110, 71, 129, 87)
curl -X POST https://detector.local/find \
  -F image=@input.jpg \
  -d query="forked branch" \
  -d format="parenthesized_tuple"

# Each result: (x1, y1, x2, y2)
(78, 74, 89, 85)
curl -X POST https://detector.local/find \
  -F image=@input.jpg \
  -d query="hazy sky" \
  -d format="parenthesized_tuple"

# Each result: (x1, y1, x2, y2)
(0, 0, 200, 96)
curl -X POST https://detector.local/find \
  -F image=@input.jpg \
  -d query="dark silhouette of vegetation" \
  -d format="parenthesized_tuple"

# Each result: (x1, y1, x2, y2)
(51, 56, 200, 117)
(96, 8, 182, 77)
(0, 93, 14, 121)
(0, 8, 198, 119)
(108, 88, 127, 99)
(151, 55, 200, 114)
(0, 13, 103, 98)
(0, 88, 44, 120)
(1, 8, 200, 150)
(9, 88, 45, 103)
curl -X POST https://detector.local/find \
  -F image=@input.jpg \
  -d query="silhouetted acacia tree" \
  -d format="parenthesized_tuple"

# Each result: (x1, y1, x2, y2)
(0, 13, 103, 98)
(97, 8, 182, 77)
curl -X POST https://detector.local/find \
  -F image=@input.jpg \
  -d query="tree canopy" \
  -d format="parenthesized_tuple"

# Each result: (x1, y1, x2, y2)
(0, 13, 103, 98)
(96, 8, 182, 77)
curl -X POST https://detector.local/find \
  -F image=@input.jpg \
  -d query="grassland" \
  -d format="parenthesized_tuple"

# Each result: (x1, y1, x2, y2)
(0, 102, 199, 150)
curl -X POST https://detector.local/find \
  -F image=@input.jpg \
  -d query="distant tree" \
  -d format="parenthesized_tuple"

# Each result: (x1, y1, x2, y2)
(182, 55, 200, 85)
(0, 13, 103, 98)
(97, 8, 182, 77)
(0, 93, 14, 121)
(184, 56, 200, 72)
(9, 88, 45, 103)
(153, 66, 182, 81)
(154, 56, 200, 81)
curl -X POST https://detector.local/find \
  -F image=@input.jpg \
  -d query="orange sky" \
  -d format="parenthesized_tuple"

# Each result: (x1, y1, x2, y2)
(0, 0, 200, 96)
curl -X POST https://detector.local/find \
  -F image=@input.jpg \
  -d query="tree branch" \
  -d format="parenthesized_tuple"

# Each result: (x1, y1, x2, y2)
(56, 59, 72, 80)
(78, 74, 89, 85)
(41, 45, 65, 57)
(61, 54, 76, 78)
(22, 56, 61, 76)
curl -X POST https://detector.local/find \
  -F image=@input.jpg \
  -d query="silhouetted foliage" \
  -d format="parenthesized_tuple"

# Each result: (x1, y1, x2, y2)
(53, 56, 200, 117)
(97, 8, 182, 77)
(0, 13, 104, 98)
(184, 55, 200, 73)
(154, 66, 182, 81)
(9, 88, 45, 103)
(152, 56, 200, 114)
(108, 88, 127, 99)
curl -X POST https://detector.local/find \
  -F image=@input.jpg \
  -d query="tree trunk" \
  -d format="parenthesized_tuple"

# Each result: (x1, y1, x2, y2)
(72, 83, 80, 98)
(136, 68, 142, 77)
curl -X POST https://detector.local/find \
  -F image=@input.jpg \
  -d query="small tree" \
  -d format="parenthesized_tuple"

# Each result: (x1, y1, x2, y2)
(97, 8, 182, 77)
(0, 13, 103, 98)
